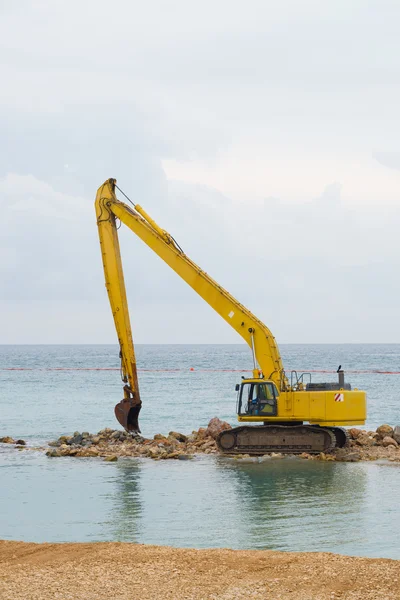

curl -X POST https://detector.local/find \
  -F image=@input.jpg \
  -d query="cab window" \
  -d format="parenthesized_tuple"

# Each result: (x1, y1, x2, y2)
(238, 382, 278, 416)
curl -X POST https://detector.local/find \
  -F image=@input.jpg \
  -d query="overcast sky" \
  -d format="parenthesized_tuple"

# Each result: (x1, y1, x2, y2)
(1, 0, 400, 344)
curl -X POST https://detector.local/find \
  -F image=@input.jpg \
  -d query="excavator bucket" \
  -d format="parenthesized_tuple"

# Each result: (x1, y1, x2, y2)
(114, 399, 142, 433)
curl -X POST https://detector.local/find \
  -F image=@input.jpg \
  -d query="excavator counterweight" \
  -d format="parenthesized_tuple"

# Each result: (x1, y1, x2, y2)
(95, 178, 367, 453)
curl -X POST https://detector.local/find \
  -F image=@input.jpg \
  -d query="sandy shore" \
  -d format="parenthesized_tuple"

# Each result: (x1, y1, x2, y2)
(0, 541, 399, 600)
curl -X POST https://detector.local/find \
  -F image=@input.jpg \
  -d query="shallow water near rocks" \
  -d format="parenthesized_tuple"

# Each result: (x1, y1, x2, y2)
(1, 344, 400, 558)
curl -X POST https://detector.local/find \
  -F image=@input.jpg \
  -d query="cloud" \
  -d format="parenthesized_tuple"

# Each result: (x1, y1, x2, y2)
(373, 152, 400, 172)
(1, 0, 400, 343)
(1, 170, 399, 343)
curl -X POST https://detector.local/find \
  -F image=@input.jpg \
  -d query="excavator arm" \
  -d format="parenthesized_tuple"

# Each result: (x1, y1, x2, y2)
(95, 182, 142, 431)
(95, 178, 287, 431)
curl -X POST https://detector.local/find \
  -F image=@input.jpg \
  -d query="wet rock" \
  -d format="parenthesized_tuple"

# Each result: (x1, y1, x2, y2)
(355, 434, 374, 447)
(202, 439, 217, 449)
(376, 425, 394, 439)
(58, 435, 71, 445)
(382, 436, 398, 448)
(15, 439, 26, 446)
(156, 438, 170, 447)
(98, 428, 113, 436)
(69, 433, 83, 446)
(336, 451, 360, 462)
(45, 421, 400, 462)
(205, 418, 232, 440)
(167, 435, 181, 445)
(46, 449, 61, 457)
(0, 436, 15, 444)
(166, 451, 181, 459)
(169, 431, 188, 443)
(319, 452, 335, 461)
(270, 452, 283, 459)
(148, 446, 160, 457)
(196, 428, 207, 440)
(68, 448, 80, 456)
(345, 453, 361, 462)
(104, 455, 118, 462)
(348, 428, 363, 439)
(393, 426, 400, 444)
(81, 439, 93, 447)
(82, 448, 100, 457)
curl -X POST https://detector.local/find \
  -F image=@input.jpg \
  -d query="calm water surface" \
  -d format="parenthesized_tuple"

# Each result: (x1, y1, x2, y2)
(1, 344, 400, 558)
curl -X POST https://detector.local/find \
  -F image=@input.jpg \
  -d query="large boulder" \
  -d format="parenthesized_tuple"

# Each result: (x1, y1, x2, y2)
(205, 417, 232, 440)
(348, 428, 363, 440)
(68, 433, 83, 446)
(335, 450, 361, 462)
(0, 437, 15, 444)
(355, 433, 374, 446)
(393, 426, 400, 444)
(169, 431, 188, 443)
(376, 425, 394, 439)
(382, 436, 398, 448)
(196, 428, 207, 440)
(46, 449, 61, 457)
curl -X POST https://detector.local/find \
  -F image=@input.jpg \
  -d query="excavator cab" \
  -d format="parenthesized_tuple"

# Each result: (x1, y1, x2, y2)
(237, 381, 278, 417)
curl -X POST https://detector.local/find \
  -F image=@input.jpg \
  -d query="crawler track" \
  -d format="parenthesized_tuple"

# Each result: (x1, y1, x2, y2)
(217, 424, 346, 455)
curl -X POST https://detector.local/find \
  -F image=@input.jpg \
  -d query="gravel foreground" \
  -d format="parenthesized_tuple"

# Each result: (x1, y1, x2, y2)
(1, 541, 399, 600)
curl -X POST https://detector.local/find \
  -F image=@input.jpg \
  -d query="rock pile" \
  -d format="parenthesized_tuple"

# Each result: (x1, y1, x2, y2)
(334, 423, 400, 462)
(45, 417, 232, 461)
(290, 424, 400, 463)
(3, 421, 400, 463)
(0, 437, 26, 446)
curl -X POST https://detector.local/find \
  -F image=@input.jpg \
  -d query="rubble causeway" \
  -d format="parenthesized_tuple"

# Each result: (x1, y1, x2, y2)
(2, 419, 400, 463)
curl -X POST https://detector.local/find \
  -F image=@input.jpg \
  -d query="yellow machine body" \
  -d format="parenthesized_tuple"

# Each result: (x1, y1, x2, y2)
(237, 378, 366, 426)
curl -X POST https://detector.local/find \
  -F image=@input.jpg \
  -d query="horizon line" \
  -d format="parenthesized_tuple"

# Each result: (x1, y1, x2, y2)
(1, 342, 400, 346)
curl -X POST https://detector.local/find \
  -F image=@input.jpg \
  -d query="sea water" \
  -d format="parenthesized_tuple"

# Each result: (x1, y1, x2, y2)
(1, 344, 400, 557)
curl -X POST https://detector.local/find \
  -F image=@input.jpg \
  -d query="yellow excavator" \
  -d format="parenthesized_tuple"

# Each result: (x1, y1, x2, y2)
(95, 178, 366, 455)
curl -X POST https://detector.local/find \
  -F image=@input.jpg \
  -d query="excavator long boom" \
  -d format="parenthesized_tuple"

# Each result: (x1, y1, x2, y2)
(95, 178, 287, 430)
(95, 180, 142, 431)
